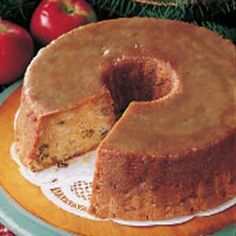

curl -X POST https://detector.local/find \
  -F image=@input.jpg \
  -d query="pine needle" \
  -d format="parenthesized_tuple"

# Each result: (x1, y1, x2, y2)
(87, 0, 236, 42)
(0, 0, 40, 26)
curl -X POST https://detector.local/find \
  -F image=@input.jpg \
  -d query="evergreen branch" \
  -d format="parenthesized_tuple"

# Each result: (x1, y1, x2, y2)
(87, 0, 236, 42)
(145, 5, 186, 19)
(0, 0, 40, 26)
(87, 0, 236, 20)
(197, 21, 236, 42)
(0, 0, 235, 42)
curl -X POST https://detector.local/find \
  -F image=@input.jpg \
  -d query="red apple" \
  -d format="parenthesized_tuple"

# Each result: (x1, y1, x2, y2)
(0, 20, 34, 85)
(30, 0, 97, 45)
(0, 223, 15, 236)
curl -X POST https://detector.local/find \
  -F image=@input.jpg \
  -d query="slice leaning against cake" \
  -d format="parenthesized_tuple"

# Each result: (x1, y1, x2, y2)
(14, 18, 236, 220)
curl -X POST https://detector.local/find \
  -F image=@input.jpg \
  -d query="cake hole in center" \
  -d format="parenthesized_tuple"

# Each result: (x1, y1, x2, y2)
(102, 57, 178, 118)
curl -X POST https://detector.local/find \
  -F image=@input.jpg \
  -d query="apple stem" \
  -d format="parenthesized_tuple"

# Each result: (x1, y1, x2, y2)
(61, 1, 75, 15)
(0, 24, 9, 33)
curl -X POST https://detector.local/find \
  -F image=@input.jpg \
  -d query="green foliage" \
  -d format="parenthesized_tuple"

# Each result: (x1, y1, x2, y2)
(87, 0, 236, 18)
(0, 0, 235, 41)
(0, 0, 40, 27)
(87, 0, 236, 42)
(198, 21, 236, 42)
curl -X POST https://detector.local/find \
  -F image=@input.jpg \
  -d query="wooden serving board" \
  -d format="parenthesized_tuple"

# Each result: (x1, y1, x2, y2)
(0, 86, 235, 236)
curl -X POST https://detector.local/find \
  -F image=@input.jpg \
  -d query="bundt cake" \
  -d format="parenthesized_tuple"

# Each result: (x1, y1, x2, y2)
(14, 18, 236, 220)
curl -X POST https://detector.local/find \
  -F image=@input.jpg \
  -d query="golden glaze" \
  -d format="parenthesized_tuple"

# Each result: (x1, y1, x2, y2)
(24, 18, 236, 155)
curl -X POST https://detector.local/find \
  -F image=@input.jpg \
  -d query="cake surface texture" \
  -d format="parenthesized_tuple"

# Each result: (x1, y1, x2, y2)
(15, 18, 236, 220)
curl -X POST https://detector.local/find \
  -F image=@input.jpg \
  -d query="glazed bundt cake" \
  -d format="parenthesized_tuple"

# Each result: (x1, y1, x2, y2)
(14, 18, 236, 220)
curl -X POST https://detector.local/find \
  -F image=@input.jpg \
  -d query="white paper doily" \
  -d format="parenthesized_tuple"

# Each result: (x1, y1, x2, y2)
(10, 143, 236, 227)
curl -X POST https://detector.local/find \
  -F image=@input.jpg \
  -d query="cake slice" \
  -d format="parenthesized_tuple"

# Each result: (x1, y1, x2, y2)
(15, 88, 115, 171)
